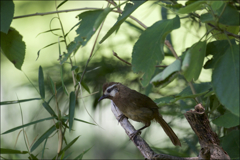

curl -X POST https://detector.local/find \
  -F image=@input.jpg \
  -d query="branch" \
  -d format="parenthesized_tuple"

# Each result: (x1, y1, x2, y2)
(207, 23, 240, 39)
(111, 102, 230, 160)
(112, 51, 167, 68)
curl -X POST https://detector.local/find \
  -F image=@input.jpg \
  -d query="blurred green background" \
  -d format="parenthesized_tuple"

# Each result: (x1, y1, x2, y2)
(1, 1, 213, 159)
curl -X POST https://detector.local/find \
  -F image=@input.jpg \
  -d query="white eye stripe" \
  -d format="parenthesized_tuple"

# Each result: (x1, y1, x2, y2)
(104, 84, 118, 97)
(106, 84, 117, 91)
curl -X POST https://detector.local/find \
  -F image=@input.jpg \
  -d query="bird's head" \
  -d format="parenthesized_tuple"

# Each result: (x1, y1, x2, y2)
(98, 82, 120, 102)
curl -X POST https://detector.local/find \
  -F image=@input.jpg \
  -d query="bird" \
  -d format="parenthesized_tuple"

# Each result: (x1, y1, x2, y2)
(98, 82, 181, 146)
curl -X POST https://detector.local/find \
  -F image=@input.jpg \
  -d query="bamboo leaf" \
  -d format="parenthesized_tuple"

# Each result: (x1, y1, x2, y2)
(38, 66, 45, 99)
(69, 91, 76, 131)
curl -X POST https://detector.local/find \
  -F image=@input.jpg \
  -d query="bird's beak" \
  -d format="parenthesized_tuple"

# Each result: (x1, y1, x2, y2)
(98, 94, 108, 102)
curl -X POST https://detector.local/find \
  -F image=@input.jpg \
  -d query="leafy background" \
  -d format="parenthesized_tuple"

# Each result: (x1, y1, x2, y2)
(1, 0, 239, 159)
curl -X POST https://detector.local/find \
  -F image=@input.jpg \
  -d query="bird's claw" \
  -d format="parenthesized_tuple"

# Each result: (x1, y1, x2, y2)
(129, 130, 141, 140)
(117, 114, 127, 123)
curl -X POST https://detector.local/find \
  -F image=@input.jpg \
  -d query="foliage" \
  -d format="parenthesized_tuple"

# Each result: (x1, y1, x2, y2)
(0, 0, 239, 159)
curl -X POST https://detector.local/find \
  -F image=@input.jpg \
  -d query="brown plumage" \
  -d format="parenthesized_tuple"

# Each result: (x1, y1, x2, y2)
(99, 82, 181, 146)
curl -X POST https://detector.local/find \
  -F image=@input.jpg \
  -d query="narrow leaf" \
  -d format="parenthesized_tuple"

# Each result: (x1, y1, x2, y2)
(1, 117, 56, 135)
(181, 41, 207, 81)
(74, 147, 92, 160)
(52, 136, 80, 160)
(0, 148, 28, 154)
(42, 101, 57, 116)
(57, 0, 68, 9)
(69, 91, 76, 131)
(38, 66, 45, 99)
(31, 125, 57, 152)
(49, 76, 55, 95)
(0, 27, 26, 70)
(36, 28, 61, 37)
(61, 65, 68, 95)
(100, 0, 146, 43)
(212, 45, 239, 116)
(132, 16, 180, 86)
(74, 118, 96, 126)
(0, 98, 41, 105)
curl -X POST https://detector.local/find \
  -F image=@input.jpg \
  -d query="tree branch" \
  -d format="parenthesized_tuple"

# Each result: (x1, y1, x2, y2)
(111, 102, 230, 160)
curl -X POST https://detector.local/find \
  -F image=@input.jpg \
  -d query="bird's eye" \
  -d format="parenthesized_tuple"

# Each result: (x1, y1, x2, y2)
(107, 89, 111, 93)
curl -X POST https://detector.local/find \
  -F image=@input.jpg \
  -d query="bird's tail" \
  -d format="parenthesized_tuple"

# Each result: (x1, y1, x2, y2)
(155, 115, 181, 146)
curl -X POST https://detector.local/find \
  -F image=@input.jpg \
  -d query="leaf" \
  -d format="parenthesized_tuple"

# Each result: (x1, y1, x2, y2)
(74, 147, 92, 160)
(49, 76, 55, 94)
(36, 28, 61, 37)
(52, 136, 80, 160)
(38, 66, 45, 99)
(0, 148, 28, 154)
(204, 40, 234, 69)
(151, 59, 181, 87)
(69, 91, 76, 131)
(181, 41, 207, 81)
(74, 118, 96, 126)
(100, 0, 146, 43)
(0, 27, 26, 70)
(37, 41, 64, 60)
(220, 130, 240, 159)
(1, 117, 56, 135)
(57, 0, 68, 9)
(75, 8, 111, 46)
(212, 45, 239, 116)
(200, 13, 215, 23)
(177, 1, 206, 14)
(0, 0, 14, 33)
(132, 16, 180, 86)
(0, 98, 41, 105)
(178, 82, 212, 97)
(61, 65, 68, 95)
(212, 111, 239, 128)
(30, 125, 57, 152)
(42, 101, 57, 116)
(216, 3, 240, 26)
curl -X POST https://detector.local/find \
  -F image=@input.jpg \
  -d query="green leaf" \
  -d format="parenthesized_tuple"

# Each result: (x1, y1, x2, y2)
(0, 148, 28, 154)
(75, 9, 111, 46)
(177, 1, 206, 14)
(132, 16, 180, 86)
(181, 41, 207, 81)
(36, 28, 61, 37)
(74, 118, 96, 126)
(0, 0, 14, 33)
(38, 66, 45, 99)
(1, 117, 56, 135)
(210, 1, 224, 11)
(100, 0, 146, 43)
(37, 41, 64, 60)
(154, 96, 176, 106)
(204, 40, 234, 69)
(0, 98, 41, 105)
(52, 136, 80, 160)
(74, 147, 92, 160)
(42, 101, 57, 116)
(69, 91, 76, 131)
(216, 3, 240, 26)
(0, 27, 26, 70)
(151, 59, 181, 87)
(31, 125, 57, 152)
(200, 13, 215, 23)
(81, 81, 90, 94)
(48, 76, 55, 94)
(212, 45, 239, 116)
(57, 0, 68, 9)
(220, 130, 240, 159)
(212, 111, 239, 128)
(178, 82, 212, 97)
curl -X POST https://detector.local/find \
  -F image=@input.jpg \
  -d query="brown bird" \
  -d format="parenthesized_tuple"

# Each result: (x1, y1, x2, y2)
(98, 82, 181, 146)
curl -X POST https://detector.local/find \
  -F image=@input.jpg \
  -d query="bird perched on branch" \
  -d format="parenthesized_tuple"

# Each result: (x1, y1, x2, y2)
(98, 82, 181, 146)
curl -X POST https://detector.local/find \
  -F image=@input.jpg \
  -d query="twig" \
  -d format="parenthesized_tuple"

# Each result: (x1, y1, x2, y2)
(164, 40, 179, 59)
(207, 23, 240, 39)
(112, 50, 167, 68)
(112, 51, 131, 66)
(13, 8, 105, 19)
